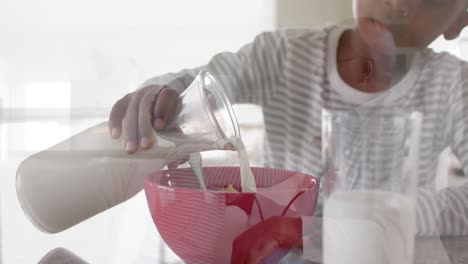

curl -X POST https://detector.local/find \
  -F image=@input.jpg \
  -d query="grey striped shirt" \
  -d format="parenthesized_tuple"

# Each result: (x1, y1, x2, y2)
(142, 25, 468, 237)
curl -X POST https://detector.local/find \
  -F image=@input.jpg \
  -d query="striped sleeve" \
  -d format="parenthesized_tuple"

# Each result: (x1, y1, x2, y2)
(137, 31, 288, 105)
(416, 62, 468, 237)
(415, 186, 468, 237)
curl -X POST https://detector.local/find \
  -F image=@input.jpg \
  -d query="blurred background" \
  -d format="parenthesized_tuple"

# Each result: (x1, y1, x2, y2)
(1, 0, 467, 263)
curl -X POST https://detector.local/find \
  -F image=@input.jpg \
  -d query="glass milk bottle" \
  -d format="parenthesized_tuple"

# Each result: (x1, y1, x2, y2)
(16, 69, 240, 233)
(321, 107, 422, 264)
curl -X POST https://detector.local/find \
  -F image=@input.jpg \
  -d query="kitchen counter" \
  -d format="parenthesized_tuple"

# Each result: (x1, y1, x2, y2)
(36, 235, 468, 264)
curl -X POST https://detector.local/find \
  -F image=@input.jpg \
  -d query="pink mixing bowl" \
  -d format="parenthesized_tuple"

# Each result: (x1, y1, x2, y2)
(144, 167, 319, 264)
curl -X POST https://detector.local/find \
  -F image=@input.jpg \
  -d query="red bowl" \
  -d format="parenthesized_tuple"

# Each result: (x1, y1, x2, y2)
(144, 167, 319, 264)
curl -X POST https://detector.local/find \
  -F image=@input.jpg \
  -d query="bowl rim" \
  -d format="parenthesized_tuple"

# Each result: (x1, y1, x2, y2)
(144, 166, 320, 193)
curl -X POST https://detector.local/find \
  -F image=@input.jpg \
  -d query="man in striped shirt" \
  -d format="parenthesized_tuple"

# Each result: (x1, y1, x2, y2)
(109, 0, 468, 262)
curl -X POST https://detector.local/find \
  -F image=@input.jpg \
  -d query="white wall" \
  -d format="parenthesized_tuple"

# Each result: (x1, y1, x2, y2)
(1, 0, 276, 110)
(277, 0, 353, 28)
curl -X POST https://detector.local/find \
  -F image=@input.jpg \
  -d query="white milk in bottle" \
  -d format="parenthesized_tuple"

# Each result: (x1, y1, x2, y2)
(323, 190, 416, 264)
(16, 124, 252, 234)
(16, 122, 175, 233)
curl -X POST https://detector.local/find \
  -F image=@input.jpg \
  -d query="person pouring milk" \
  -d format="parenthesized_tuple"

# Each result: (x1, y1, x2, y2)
(108, 0, 468, 263)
